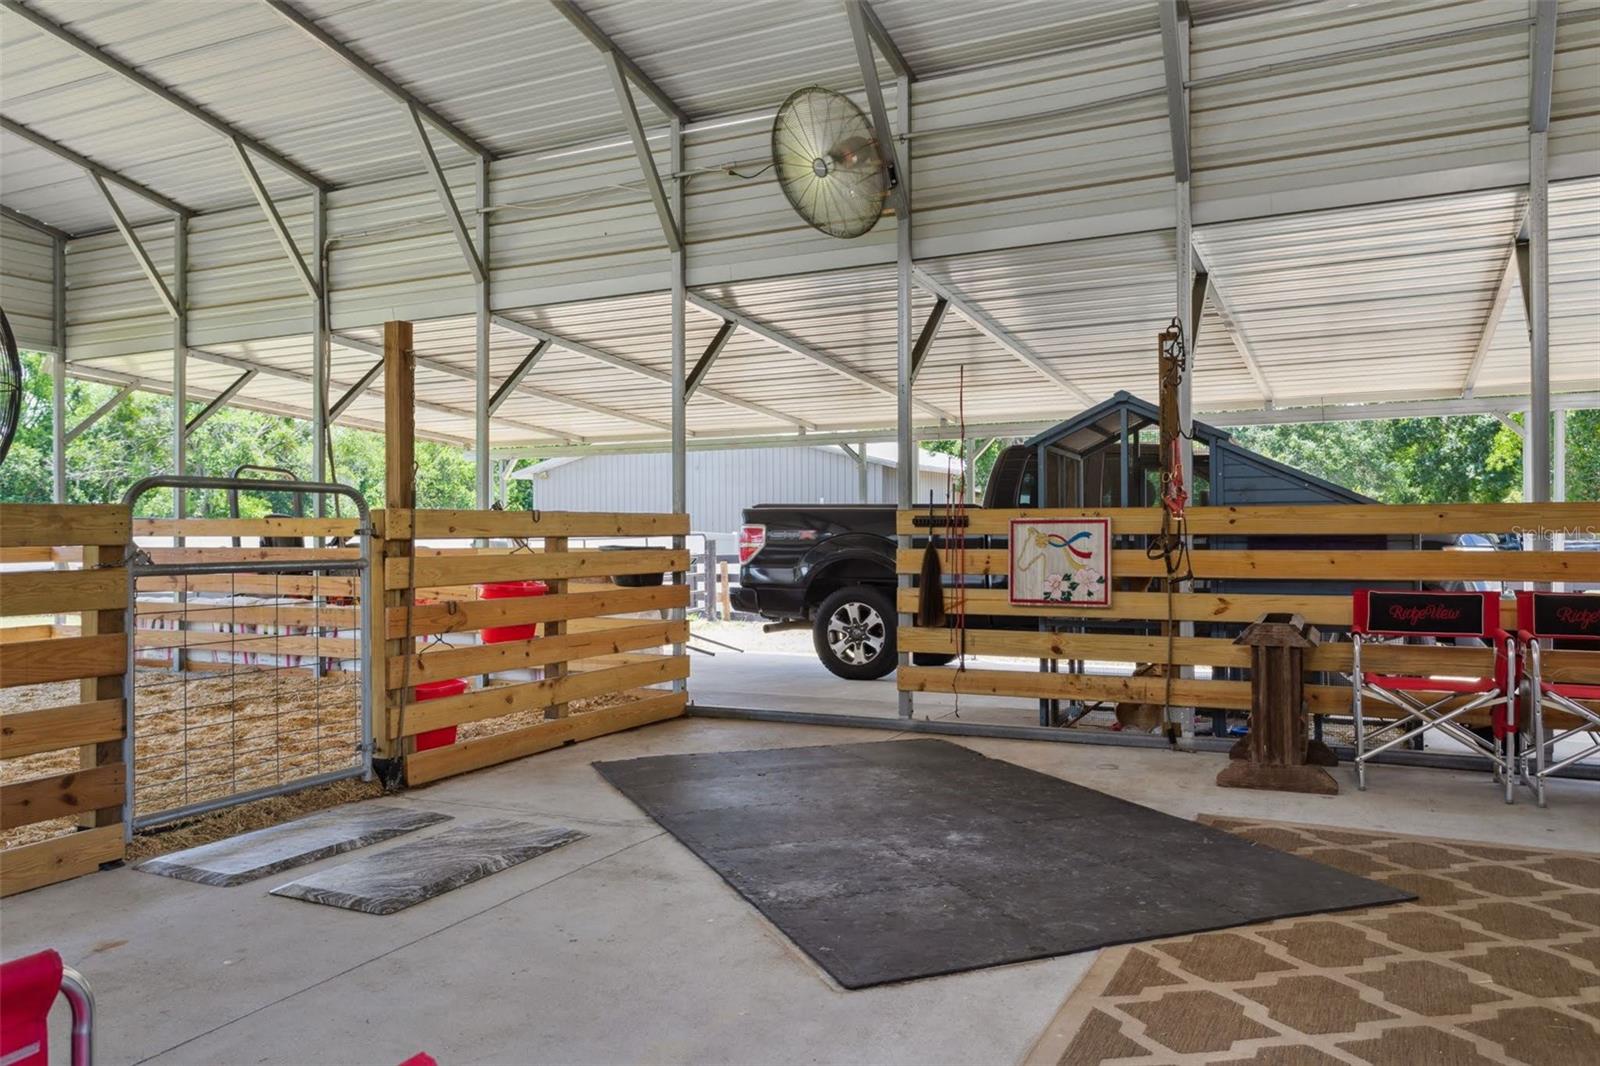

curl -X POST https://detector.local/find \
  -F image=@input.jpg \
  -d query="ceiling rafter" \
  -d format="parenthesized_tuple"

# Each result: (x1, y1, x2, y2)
(490, 313, 815, 431)
(1, 115, 191, 218)
(687, 293, 955, 421)
(548, 0, 690, 125)
(909, 268, 1092, 407)
(260, 0, 492, 162)
(1, 0, 331, 190)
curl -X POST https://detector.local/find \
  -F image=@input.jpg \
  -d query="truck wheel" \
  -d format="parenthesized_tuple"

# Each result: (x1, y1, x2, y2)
(813, 586, 897, 680)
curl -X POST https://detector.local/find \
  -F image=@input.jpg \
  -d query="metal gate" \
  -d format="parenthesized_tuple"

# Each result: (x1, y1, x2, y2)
(120, 475, 374, 832)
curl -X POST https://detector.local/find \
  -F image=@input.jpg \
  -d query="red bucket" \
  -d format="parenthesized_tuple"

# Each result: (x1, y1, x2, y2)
(413, 677, 466, 751)
(477, 580, 548, 643)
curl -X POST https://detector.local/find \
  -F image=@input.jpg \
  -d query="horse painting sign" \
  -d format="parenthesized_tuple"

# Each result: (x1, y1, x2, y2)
(1009, 518, 1111, 607)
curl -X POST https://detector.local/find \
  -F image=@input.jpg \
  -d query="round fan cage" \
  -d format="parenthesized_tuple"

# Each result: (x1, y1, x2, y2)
(770, 86, 889, 240)
(0, 308, 21, 467)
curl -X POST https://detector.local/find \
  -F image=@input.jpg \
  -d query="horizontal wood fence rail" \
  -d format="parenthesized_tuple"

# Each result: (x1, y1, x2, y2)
(897, 503, 1600, 727)
(0, 504, 131, 897)
(386, 548, 689, 591)
(377, 509, 691, 786)
(898, 502, 1600, 537)
(141, 546, 362, 564)
(390, 508, 689, 540)
(0, 569, 126, 617)
(895, 548, 1596, 584)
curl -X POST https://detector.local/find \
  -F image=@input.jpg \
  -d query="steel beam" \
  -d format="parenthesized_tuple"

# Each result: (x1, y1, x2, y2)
(1495, 411, 1526, 437)
(2, 0, 327, 190)
(172, 215, 187, 518)
(1462, 244, 1519, 397)
(686, 319, 735, 399)
(183, 347, 575, 442)
(910, 268, 1092, 406)
(475, 156, 492, 509)
(417, 350, 671, 434)
(1, 202, 71, 242)
(407, 105, 485, 283)
(1158, 0, 1191, 184)
(488, 342, 548, 415)
(1, 116, 191, 218)
(184, 370, 256, 436)
(63, 383, 132, 446)
(90, 174, 178, 319)
(231, 139, 319, 299)
(1199, 272, 1274, 404)
(261, 0, 491, 161)
(1527, 0, 1557, 505)
(499, 390, 1600, 458)
(858, 1, 914, 82)
(548, 1, 690, 125)
(670, 117, 687, 693)
(328, 360, 383, 421)
(491, 312, 813, 430)
(843, 0, 907, 217)
(687, 293, 954, 420)
(601, 50, 680, 252)
(311, 188, 329, 498)
(908, 297, 947, 382)
(50, 234, 66, 502)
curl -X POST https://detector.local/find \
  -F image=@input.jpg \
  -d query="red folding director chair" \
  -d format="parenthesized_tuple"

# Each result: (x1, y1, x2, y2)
(0, 950, 94, 1066)
(1351, 589, 1516, 801)
(1516, 590, 1600, 807)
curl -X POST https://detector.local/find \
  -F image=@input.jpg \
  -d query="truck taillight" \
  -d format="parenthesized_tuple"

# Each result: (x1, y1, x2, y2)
(738, 524, 766, 564)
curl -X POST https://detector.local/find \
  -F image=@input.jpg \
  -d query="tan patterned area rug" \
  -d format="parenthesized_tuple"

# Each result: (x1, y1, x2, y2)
(1025, 817, 1600, 1066)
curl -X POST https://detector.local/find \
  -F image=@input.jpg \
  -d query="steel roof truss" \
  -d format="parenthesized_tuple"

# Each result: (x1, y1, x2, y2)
(232, 139, 319, 299)
(90, 174, 179, 318)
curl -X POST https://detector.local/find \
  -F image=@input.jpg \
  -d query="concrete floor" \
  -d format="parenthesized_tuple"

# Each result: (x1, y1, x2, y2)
(8, 701, 1599, 1065)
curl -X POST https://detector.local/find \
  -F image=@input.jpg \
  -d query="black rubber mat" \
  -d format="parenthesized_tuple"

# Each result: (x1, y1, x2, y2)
(593, 740, 1413, 989)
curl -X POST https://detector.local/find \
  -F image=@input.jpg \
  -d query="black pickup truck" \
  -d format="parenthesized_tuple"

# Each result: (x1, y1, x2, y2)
(731, 445, 1037, 679)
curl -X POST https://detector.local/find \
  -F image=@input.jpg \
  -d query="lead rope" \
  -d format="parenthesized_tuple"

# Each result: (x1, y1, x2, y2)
(1149, 320, 1194, 740)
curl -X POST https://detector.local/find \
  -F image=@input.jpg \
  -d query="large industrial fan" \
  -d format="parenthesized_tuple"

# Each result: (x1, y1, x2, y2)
(770, 86, 892, 239)
(0, 308, 21, 466)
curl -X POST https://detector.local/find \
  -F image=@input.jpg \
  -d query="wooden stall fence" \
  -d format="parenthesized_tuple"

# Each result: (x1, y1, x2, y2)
(897, 503, 1600, 726)
(382, 509, 691, 786)
(0, 504, 131, 897)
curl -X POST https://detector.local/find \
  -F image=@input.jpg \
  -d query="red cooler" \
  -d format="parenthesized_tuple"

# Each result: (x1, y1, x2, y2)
(413, 677, 466, 751)
(477, 580, 548, 643)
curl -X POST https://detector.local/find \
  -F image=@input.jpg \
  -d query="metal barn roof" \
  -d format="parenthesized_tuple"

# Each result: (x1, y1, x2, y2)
(1, 0, 1596, 454)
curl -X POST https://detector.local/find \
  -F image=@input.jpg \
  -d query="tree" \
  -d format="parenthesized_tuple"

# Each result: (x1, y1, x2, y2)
(0, 351, 479, 512)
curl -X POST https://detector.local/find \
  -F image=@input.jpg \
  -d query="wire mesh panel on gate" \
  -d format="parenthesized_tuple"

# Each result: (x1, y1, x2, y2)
(123, 477, 373, 831)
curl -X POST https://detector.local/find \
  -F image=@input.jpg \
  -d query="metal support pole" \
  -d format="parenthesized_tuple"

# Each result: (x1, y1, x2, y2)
(671, 118, 687, 693)
(1554, 408, 1567, 502)
(475, 156, 492, 509)
(895, 74, 914, 719)
(51, 233, 67, 504)
(311, 188, 328, 510)
(859, 440, 871, 502)
(172, 215, 187, 518)
(1527, 132, 1551, 504)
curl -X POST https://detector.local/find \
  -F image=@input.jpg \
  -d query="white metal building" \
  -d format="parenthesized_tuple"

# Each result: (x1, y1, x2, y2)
(514, 443, 959, 535)
(0, 0, 1595, 505)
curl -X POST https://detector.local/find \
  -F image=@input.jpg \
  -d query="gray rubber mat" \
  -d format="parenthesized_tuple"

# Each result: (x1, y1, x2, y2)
(136, 805, 452, 887)
(269, 819, 585, 914)
(593, 740, 1413, 989)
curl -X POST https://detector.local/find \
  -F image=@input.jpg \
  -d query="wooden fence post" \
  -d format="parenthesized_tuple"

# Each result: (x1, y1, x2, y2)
(78, 538, 127, 831)
(545, 536, 569, 718)
(379, 321, 413, 773)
